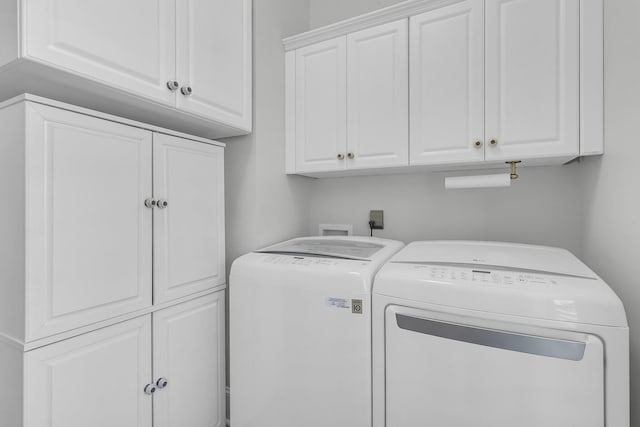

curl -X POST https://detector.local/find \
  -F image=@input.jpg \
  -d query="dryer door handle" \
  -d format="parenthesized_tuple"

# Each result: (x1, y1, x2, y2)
(395, 314, 586, 361)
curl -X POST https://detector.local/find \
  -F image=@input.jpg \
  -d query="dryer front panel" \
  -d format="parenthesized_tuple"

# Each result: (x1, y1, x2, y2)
(384, 305, 605, 427)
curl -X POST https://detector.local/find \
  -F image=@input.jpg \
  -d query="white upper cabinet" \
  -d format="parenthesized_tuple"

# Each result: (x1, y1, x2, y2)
(176, 0, 252, 130)
(484, 0, 579, 161)
(412, 0, 580, 166)
(289, 20, 409, 175)
(24, 0, 176, 105)
(294, 37, 348, 173)
(283, 0, 602, 176)
(25, 102, 153, 341)
(0, 0, 252, 139)
(153, 134, 225, 304)
(348, 20, 409, 170)
(410, 0, 484, 166)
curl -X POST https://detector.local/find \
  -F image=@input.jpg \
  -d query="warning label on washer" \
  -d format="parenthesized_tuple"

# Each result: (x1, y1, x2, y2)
(325, 297, 350, 309)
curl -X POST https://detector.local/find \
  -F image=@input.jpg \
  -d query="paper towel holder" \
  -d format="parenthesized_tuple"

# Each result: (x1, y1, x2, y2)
(506, 161, 521, 180)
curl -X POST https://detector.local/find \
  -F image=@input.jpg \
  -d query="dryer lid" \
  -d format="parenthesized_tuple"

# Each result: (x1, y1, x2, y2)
(390, 241, 596, 278)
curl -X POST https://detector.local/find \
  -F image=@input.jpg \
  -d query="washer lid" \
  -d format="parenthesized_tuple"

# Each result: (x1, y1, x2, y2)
(390, 241, 596, 278)
(375, 241, 627, 327)
(257, 236, 394, 261)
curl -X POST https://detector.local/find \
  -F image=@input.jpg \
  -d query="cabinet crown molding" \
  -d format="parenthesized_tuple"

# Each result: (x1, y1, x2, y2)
(283, 0, 464, 51)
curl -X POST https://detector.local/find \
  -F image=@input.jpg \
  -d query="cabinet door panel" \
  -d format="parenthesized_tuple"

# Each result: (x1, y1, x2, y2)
(153, 134, 225, 304)
(176, 0, 252, 130)
(25, 316, 152, 427)
(153, 292, 226, 427)
(24, 0, 176, 105)
(25, 103, 153, 341)
(485, 0, 579, 160)
(410, 0, 484, 165)
(347, 19, 408, 169)
(295, 37, 347, 173)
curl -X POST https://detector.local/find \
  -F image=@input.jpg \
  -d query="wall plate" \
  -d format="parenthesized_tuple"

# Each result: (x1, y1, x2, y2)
(369, 210, 384, 229)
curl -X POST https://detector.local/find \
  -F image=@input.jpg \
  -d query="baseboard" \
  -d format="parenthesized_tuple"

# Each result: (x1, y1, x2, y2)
(226, 386, 231, 426)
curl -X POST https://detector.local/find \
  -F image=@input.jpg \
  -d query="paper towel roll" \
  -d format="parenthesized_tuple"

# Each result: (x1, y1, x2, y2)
(445, 173, 511, 189)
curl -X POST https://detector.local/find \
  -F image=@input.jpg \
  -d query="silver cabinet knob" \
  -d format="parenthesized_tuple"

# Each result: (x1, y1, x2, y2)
(474, 140, 482, 148)
(347, 152, 355, 159)
(144, 384, 157, 395)
(180, 86, 193, 96)
(144, 198, 156, 208)
(337, 153, 345, 160)
(489, 138, 498, 146)
(157, 199, 168, 209)
(156, 377, 169, 389)
(167, 81, 180, 91)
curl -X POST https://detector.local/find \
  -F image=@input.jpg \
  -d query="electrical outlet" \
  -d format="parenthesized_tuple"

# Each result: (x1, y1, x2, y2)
(369, 210, 384, 229)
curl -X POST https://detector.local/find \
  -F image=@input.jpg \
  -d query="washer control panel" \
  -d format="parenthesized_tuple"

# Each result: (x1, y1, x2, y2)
(261, 254, 369, 268)
(262, 255, 338, 266)
(414, 265, 557, 287)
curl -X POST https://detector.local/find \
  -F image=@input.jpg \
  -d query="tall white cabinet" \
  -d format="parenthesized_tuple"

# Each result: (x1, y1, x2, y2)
(0, 95, 226, 427)
(24, 316, 154, 427)
(24, 103, 154, 341)
(153, 294, 226, 427)
(153, 133, 225, 304)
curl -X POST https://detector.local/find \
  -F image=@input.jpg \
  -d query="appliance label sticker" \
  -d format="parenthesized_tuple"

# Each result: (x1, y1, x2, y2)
(325, 297, 350, 309)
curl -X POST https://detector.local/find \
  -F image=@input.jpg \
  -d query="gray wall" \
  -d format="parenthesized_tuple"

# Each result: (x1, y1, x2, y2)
(581, 0, 640, 422)
(309, 0, 405, 28)
(223, 0, 310, 406)
(225, 0, 310, 269)
(307, 166, 583, 254)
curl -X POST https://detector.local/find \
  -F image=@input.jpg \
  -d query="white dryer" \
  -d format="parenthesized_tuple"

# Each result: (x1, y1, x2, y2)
(372, 241, 629, 427)
(230, 236, 404, 427)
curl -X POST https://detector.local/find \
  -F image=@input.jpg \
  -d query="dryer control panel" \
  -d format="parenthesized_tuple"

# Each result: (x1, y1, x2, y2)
(414, 265, 558, 287)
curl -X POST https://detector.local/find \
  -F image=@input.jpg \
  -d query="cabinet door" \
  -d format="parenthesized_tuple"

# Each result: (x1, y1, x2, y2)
(347, 20, 409, 170)
(25, 103, 153, 341)
(384, 307, 605, 427)
(485, 0, 579, 161)
(153, 292, 226, 427)
(409, 0, 485, 166)
(153, 134, 225, 304)
(24, 0, 176, 105)
(295, 37, 347, 173)
(175, 0, 252, 130)
(25, 316, 153, 427)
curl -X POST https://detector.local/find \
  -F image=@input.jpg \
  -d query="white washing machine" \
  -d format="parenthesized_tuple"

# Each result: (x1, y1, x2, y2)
(230, 236, 404, 427)
(372, 241, 629, 427)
